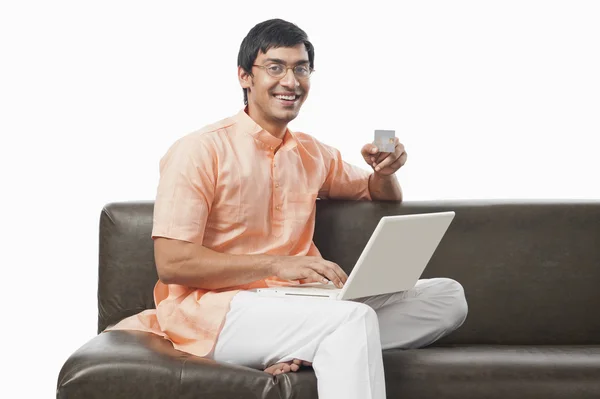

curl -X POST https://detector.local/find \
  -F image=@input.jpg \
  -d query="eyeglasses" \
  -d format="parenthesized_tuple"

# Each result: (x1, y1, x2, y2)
(253, 63, 314, 80)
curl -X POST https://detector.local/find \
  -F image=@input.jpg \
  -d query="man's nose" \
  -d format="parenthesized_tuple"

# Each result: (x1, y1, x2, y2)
(279, 69, 299, 88)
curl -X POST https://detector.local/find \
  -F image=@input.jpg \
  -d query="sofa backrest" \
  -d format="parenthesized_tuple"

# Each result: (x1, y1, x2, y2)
(98, 200, 600, 345)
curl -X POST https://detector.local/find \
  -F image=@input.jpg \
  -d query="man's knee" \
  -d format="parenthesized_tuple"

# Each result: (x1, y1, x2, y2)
(420, 278, 468, 330)
(338, 301, 380, 328)
(439, 278, 468, 330)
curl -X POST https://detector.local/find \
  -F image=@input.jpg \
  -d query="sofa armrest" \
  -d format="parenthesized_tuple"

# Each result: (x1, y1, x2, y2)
(57, 330, 283, 399)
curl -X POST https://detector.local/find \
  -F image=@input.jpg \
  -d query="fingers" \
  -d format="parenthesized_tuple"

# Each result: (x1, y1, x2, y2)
(390, 153, 407, 170)
(307, 270, 330, 284)
(375, 143, 406, 172)
(316, 267, 342, 287)
(361, 143, 379, 157)
(370, 152, 390, 168)
(313, 261, 347, 288)
(398, 151, 407, 167)
(387, 158, 404, 172)
(293, 258, 348, 288)
(362, 143, 380, 167)
(327, 260, 348, 283)
(379, 150, 407, 171)
(303, 268, 344, 288)
(367, 138, 403, 169)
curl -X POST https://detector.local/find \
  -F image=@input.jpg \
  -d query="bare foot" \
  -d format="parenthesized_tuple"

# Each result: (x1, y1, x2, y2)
(264, 359, 313, 375)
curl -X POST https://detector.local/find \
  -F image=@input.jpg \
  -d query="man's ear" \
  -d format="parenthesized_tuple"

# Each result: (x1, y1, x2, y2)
(238, 66, 252, 89)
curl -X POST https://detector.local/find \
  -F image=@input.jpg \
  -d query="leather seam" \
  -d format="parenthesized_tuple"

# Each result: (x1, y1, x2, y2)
(176, 356, 188, 399)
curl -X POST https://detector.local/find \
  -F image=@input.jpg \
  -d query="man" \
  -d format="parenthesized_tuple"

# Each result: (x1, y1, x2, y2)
(107, 19, 468, 399)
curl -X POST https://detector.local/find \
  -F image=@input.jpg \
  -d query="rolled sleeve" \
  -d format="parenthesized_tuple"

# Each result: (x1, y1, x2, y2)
(152, 137, 216, 244)
(317, 140, 372, 201)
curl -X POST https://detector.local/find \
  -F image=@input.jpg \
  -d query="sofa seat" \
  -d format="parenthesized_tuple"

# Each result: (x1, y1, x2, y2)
(381, 345, 600, 399)
(58, 330, 600, 399)
(58, 330, 288, 399)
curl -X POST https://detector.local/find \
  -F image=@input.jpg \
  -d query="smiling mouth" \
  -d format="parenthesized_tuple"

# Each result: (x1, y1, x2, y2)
(273, 93, 301, 105)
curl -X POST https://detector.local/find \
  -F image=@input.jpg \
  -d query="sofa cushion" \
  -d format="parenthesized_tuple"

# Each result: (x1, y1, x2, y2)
(57, 331, 283, 399)
(280, 345, 600, 399)
(98, 200, 600, 345)
(313, 200, 600, 345)
(58, 331, 600, 399)
(381, 345, 600, 399)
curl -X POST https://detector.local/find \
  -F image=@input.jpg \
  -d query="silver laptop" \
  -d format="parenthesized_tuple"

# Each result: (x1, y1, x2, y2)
(256, 211, 455, 300)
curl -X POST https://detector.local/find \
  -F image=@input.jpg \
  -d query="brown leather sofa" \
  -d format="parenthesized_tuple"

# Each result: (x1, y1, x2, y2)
(57, 199, 600, 399)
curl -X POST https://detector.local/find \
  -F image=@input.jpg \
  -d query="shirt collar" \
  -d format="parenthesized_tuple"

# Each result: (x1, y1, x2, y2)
(234, 108, 298, 151)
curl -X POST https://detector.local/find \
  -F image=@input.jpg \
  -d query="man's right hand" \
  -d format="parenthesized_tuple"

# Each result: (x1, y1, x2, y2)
(272, 256, 348, 288)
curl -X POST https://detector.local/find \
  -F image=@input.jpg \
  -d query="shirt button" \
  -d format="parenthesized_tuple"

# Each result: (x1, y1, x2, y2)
(275, 183, 280, 188)
(276, 205, 281, 210)
(270, 146, 274, 150)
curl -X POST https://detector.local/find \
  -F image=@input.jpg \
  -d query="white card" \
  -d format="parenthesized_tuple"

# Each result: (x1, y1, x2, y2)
(374, 130, 396, 152)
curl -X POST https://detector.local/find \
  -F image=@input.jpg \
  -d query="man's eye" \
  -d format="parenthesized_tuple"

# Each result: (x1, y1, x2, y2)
(268, 65, 284, 74)
(295, 66, 309, 75)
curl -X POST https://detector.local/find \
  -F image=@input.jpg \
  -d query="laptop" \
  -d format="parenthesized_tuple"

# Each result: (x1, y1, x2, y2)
(255, 211, 455, 300)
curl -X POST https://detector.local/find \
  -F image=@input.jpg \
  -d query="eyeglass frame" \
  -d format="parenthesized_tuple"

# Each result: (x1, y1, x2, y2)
(252, 63, 314, 80)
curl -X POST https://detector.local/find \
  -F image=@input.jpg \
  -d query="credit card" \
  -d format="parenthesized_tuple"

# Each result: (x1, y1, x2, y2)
(374, 130, 396, 152)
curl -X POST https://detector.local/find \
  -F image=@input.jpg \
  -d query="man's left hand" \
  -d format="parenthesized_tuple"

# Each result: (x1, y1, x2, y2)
(361, 137, 407, 176)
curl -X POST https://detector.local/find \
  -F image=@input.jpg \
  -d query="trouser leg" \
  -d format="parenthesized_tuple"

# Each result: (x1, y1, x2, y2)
(212, 291, 386, 399)
(355, 278, 468, 349)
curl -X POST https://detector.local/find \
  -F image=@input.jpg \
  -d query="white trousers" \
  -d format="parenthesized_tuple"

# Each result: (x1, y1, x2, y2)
(212, 278, 468, 399)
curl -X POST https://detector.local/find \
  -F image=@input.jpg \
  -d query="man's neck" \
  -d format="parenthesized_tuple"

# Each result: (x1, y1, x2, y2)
(246, 105, 287, 140)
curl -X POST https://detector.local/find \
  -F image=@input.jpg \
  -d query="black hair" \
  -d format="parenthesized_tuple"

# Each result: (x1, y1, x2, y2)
(237, 19, 315, 105)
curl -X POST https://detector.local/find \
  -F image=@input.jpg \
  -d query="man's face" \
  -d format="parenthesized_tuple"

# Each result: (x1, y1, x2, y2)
(239, 44, 311, 125)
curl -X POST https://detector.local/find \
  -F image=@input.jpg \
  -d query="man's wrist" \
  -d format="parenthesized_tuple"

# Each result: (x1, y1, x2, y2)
(262, 254, 280, 277)
(369, 172, 397, 191)
(370, 172, 396, 182)
(369, 172, 403, 201)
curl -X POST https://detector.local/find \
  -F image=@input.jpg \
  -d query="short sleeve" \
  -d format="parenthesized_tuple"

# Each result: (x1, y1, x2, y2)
(151, 137, 216, 244)
(316, 140, 373, 201)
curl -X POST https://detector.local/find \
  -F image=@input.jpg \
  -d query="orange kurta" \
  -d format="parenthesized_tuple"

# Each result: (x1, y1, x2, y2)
(105, 108, 373, 357)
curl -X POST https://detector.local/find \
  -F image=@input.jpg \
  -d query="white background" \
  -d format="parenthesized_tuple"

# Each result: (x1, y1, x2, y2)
(1, 0, 599, 397)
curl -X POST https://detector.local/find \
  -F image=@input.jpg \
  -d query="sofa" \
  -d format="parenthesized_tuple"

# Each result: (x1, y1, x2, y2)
(57, 199, 600, 398)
